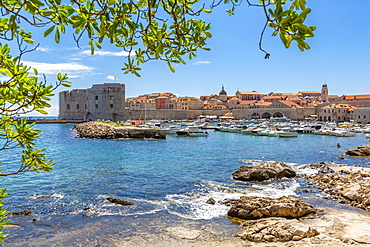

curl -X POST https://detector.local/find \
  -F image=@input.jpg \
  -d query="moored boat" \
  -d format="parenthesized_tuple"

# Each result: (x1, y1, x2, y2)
(176, 126, 209, 137)
(278, 127, 298, 138)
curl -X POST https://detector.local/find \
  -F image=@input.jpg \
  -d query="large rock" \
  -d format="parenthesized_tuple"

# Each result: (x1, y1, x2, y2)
(232, 161, 296, 181)
(345, 145, 370, 156)
(73, 122, 166, 139)
(236, 217, 319, 242)
(228, 196, 316, 220)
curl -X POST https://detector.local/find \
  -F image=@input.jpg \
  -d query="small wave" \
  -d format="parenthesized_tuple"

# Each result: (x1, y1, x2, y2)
(29, 193, 65, 200)
(239, 159, 263, 164)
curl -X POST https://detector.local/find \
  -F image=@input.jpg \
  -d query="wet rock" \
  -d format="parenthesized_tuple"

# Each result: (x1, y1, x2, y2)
(228, 196, 316, 220)
(206, 198, 216, 205)
(345, 145, 370, 156)
(220, 199, 239, 206)
(106, 197, 135, 206)
(232, 161, 296, 181)
(236, 217, 319, 242)
(7, 210, 33, 217)
(306, 164, 370, 212)
(300, 161, 334, 176)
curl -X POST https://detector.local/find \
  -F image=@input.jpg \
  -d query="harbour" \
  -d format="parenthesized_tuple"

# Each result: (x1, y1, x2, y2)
(2, 122, 370, 245)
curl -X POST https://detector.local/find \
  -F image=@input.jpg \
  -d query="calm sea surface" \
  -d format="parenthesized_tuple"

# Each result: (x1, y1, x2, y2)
(2, 124, 370, 220)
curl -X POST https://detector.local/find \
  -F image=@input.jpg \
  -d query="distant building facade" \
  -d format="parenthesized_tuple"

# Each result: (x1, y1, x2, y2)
(59, 83, 126, 121)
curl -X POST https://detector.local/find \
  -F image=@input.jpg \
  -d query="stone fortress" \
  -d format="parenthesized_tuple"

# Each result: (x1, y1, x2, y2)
(59, 83, 370, 124)
(59, 83, 126, 122)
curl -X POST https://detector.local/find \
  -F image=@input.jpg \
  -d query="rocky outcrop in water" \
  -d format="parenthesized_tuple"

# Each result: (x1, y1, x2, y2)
(227, 196, 316, 220)
(345, 145, 370, 156)
(232, 161, 296, 181)
(304, 164, 370, 212)
(73, 122, 166, 139)
(236, 217, 319, 242)
(106, 197, 135, 206)
(7, 210, 33, 217)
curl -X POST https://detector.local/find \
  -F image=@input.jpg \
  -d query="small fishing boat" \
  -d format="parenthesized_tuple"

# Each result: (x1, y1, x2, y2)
(176, 126, 209, 137)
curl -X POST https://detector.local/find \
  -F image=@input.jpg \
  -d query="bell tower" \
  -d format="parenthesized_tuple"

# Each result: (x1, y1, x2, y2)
(321, 83, 328, 102)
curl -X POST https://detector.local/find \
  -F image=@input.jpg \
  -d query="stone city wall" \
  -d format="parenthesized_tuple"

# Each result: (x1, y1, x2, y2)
(125, 109, 229, 120)
(232, 107, 317, 120)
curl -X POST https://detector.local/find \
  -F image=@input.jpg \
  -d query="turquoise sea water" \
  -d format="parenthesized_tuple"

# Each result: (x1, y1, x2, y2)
(2, 124, 370, 220)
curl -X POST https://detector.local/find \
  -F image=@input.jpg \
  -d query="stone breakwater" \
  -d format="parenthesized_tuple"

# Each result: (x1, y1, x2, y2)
(72, 122, 166, 139)
(303, 162, 370, 212)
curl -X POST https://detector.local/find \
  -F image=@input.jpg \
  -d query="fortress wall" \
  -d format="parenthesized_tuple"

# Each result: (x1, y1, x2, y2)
(125, 109, 229, 120)
(59, 89, 87, 120)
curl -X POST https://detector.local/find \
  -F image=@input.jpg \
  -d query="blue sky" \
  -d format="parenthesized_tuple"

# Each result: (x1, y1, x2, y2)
(5, 1, 370, 116)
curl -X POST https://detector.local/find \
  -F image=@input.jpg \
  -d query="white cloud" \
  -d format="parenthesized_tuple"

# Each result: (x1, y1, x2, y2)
(106, 75, 118, 80)
(37, 47, 51, 52)
(80, 50, 130, 57)
(21, 60, 94, 75)
(193, 61, 211, 65)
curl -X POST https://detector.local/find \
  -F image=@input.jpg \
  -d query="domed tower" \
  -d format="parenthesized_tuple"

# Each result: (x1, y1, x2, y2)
(219, 85, 227, 102)
(321, 83, 328, 102)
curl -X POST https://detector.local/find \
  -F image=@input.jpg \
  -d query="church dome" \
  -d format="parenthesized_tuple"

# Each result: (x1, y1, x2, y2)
(219, 86, 227, 95)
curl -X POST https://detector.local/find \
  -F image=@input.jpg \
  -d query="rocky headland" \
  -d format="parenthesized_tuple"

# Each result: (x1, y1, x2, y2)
(72, 121, 166, 139)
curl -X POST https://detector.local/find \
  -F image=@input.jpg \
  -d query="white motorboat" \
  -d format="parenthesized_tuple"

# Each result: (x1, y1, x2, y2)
(176, 126, 209, 137)
(278, 128, 298, 138)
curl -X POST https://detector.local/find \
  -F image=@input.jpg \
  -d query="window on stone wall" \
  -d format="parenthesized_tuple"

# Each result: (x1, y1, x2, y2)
(76, 104, 79, 109)
(95, 95, 98, 100)
(110, 104, 113, 109)
(95, 104, 98, 109)
(67, 104, 70, 110)
(85, 104, 87, 109)
(365, 116, 366, 119)
(110, 95, 114, 100)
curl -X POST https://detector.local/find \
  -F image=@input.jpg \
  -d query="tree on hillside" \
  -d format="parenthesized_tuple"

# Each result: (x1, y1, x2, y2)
(0, 0, 314, 241)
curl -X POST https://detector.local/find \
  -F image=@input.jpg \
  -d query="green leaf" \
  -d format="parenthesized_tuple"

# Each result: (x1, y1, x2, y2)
(55, 28, 60, 43)
(43, 25, 55, 37)
(36, 109, 48, 114)
(169, 63, 175, 73)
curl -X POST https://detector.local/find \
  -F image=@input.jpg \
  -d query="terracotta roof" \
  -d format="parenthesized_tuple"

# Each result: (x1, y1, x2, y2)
(262, 96, 286, 100)
(254, 102, 272, 106)
(298, 91, 321, 94)
(239, 100, 258, 105)
(277, 100, 302, 108)
(344, 94, 370, 100)
(322, 103, 356, 109)
(229, 97, 239, 101)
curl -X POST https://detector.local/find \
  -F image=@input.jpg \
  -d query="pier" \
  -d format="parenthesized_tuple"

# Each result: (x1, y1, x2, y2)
(26, 119, 84, 124)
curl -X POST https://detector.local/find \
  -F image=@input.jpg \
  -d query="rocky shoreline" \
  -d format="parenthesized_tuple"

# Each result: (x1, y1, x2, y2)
(72, 121, 166, 139)
(4, 157, 370, 246)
